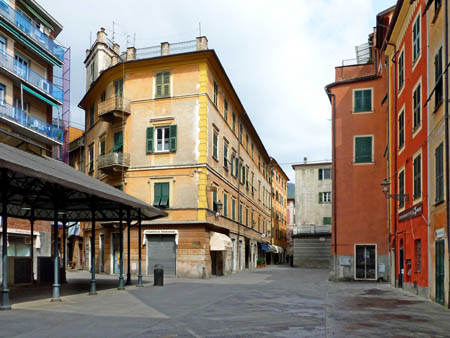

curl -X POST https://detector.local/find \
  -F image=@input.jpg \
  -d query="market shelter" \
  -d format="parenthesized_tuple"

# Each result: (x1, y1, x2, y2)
(0, 143, 167, 310)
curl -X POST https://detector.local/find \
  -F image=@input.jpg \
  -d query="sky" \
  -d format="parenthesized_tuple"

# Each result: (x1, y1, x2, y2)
(40, 0, 395, 182)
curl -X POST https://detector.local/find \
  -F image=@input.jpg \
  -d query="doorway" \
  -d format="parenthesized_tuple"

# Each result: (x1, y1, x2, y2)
(99, 234, 105, 273)
(355, 245, 376, 280)
(112, 233, 120, 274)
(436, 240, 445, 304)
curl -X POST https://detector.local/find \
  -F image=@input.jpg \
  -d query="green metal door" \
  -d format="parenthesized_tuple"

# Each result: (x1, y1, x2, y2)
(436, 240, 445, 305)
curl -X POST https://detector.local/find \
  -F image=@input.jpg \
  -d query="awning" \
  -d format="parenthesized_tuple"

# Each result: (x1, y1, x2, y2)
(261, 243, 271, 252)
(210, 232, 232, 251)
(268, 245, 279, 253)
(22, 84, 60, 107)
(0, 143, 168, 221)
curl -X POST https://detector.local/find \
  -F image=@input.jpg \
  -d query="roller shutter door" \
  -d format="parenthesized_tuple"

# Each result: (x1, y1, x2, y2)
(147, 235, 176, 276)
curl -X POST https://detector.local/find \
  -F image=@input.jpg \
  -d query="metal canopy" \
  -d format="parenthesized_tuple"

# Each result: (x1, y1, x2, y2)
(0, 143, 167, 221)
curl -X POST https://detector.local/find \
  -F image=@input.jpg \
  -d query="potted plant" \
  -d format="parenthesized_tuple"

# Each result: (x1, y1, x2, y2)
(257, 258, 266, 268)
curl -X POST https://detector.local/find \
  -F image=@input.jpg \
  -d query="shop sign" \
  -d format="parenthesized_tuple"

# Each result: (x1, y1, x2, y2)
(436, 228, 446, 240)
(399, 203, 422, 222)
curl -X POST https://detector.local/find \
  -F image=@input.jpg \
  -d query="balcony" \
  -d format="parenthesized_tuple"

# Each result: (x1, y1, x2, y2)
(97, 96, 130, 122)
(98, 152, 130, 173)
(0, 52, 63, 103)
(0, 101, 63, 145)
(0, 1, 64, 63)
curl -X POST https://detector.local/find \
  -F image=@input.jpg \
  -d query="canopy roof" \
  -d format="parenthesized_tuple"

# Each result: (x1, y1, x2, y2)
(0, 143, 167, 221)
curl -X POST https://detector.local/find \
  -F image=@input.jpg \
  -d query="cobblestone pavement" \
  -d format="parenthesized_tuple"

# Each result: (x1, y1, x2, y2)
(0, 266, 449, 337)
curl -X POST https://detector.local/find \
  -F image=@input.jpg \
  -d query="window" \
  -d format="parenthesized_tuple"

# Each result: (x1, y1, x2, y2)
(435, 47, 443, 108)
(212, 190, 218, 211)
(112, 131, 123, 152)
(155, 72, 170, 98)
(224, 193, 228, 217)
(239, 123, 243, 143)
(399, 170, 405, 209)
(88, 145, 94, 172)
(234, 156, 239, 177)
(232, 198, 236, 220)
(0, 84, 5, 105)
(399, 110, 405, 150)
(224, 98, 228, 121)
(240, 162, 246, 185)
(212, 131, 218, 160)
(413, 16, 420, 62)
(239, 204, 243, 223)
(231, 152, 236, 176)
(258, 181, 261, 201)
(246, 133, 249, 152)
(436, 143, 444, 203)
(251, 212, 254, 228)
(319, 192, 331, 203)
(147, 125, 177, 153)
(436, 0, 442, 12)
(399, 51, 404, 91)
(415, 239, 421, 272)
(223, 142, 228, 169)
(245, 207, 248, 226)
(90, 60, 95, 83)
(232, 111, 236, 133)
(318, 168, 331, 180)
(99, 138, 105, 156)
(213, 81, 218, 106)
(7, 235, 30, 257)
(251, 143, 254, 159)
(413, 83, 421, 131)
(413, 154, 421, 200)
(354, 136, 373, 163)
(100, 91, 106, 102)
(354, 89, 372, 112)
(153, 182, 169, 208)
(89, 104, 95, 128)
(0, 35, 6, 56)
(114, 78, 123, 98)
(258, 216, 261, 232)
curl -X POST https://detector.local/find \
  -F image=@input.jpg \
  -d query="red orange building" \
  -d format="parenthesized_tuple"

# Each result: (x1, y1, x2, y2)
(325, 7, 394, 281)
(385, 0, 429, 298)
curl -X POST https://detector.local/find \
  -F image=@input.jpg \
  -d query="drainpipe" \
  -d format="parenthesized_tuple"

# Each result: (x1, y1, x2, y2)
(387, 42, 398, 288)
(444, 0, 450, 310)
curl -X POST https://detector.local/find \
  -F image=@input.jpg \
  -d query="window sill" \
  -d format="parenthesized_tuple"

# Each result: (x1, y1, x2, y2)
(353, 161, 375, 165)
(152, 150, 173, 154)
(154, 95, 171, 100)
(434, 199, 445, 207)
(223, 165, 228, 171)
(212, 156, 219, 162)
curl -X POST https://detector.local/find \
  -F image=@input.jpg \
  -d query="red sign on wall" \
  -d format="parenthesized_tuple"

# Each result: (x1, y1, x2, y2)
(398, 203, 423, 222)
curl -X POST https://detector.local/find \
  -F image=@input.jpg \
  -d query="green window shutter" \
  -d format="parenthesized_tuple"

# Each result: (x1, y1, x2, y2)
(112, 131, 123, 152)
(154, 183, 162, 207)
(160, 183, 170, 208)
(323, 217, 331, 225)
(224, 195, 228, 217)
(355, 137, 372, 163)
(363, 90, 372, 111)
(354, 90, 362, 112)
(100, 140, 105, 156)
(146, 127, 154, 154)
(163, 72, 170, 97)
(156, 73, 162, 97)
(232, 199, 235, 220)
(169, 125, 177, 152)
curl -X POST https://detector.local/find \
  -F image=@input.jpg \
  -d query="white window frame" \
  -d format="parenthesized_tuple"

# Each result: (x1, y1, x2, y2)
(398, 47, 405, 96)
(155, 126, 170, 152)
(320, 192, 332, 203)
(412, 11, 422, 70)
(352, 88, 373, 114)
(353, 135, 374, 165)
(354, 244, 377, 281)
(398, 166, 406, 211)
(398, 105, 406, 155)
(412, 77, 422, 138)
(412, 148, 423, 203)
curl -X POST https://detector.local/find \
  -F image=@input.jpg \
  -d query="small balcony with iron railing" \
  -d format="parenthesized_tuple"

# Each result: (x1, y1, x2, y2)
(97, 96, 130, 122)
(0, 101, 63, 145)
(98, 151, 130, 173)
(0, 51, 63, 103)
(0, 1, 65, 63)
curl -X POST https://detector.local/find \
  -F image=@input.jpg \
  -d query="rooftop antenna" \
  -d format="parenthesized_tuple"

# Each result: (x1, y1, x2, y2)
(112, 21, 115, 42)
(199, 22, 202, 36)
(89, 31, 92, 47)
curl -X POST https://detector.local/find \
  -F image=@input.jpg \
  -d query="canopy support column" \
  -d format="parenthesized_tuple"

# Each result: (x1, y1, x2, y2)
(126, 208, 131, 286)
(51, 208, 61, 302)
(137, 209, 143, 287)
(61, 215, 67, 284)
(90, 202, 97, 295)
(30, 209, 34, 284)
(1, 168, 10, 310)
(118, 208, 125, 290)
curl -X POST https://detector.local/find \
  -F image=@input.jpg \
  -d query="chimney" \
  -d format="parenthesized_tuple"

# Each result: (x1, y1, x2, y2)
(113, 43, 120, 55)
(126, 47, 136, 61)
(196, 36, 208, 51)
(97, 27, 107, 44)
(161, 42, 170, 56)
(111, 55, 118, 66)
(303, 157, 307, 164)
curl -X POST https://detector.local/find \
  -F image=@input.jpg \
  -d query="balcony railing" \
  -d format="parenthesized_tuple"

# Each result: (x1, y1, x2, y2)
(98, 96, 130, 121)
(0, 1, 64, 62)
(98, 152, 130, 171)
(0, 101, 63, 143)
(0, 52, 63, 102)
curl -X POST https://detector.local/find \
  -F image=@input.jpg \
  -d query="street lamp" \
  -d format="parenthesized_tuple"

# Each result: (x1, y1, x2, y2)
(380, 178, 409, 202)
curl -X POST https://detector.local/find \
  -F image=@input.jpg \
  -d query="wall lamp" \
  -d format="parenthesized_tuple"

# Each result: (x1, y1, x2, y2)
(380, 178, 409, 202)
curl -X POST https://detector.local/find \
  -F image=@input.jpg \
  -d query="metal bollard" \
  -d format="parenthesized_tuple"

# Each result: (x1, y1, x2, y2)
(154, 265, 164, 286)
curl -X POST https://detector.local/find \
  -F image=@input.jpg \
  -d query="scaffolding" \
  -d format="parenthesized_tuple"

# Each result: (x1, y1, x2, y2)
(62, 48, 71, 163)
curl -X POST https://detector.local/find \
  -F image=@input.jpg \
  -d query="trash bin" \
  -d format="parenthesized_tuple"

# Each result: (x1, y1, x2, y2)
(154, 264, 164, 286)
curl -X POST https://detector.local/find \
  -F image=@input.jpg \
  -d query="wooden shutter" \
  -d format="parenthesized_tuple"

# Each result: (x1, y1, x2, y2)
(363, 90, 371, 111)
(354, 90, 362, 112)
(153, 183, 162, 207)
(161, 183, 169, 208)
(156, 73, 162, 97)
(355, 137, 372, 163)
(169, 125, 177, 152)
(146, 127, 154, 154)
(163, 72, 170, 97)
